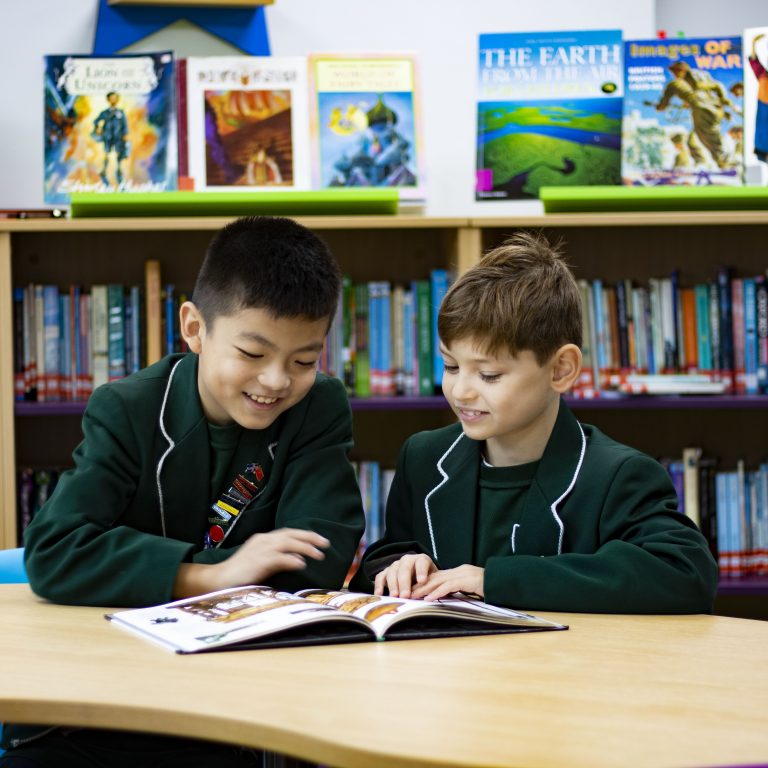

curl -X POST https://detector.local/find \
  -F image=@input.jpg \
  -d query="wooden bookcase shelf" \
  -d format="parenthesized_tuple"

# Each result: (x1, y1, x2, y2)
(2, 211, 767, 610)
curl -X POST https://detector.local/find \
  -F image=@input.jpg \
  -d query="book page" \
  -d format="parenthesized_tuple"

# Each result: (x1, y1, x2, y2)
(295, 589, 563, 639)
(107, 586, 370, 653)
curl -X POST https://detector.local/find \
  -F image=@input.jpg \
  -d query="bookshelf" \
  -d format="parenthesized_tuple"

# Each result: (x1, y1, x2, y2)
(2, 211, 767, 612)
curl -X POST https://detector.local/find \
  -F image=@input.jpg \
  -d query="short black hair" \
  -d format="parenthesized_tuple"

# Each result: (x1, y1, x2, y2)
(192, 216, 341, 328)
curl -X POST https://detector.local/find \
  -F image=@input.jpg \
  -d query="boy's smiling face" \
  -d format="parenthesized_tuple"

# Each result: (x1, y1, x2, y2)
(181, 302, 328, 428)
(440, 336, 566, 466)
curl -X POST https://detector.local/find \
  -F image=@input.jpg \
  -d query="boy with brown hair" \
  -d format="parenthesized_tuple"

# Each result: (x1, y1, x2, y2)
(351, 231, 718, 613)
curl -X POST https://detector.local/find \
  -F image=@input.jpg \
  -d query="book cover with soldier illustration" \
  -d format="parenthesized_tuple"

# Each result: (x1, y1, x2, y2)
(475, 30, 624, 201)
(622, 37, 743, 186)
(44, 52, 177, 205)
(743, 27, 768, 185)
(308, 53, 424, 200)
(183, 56, 311, 192)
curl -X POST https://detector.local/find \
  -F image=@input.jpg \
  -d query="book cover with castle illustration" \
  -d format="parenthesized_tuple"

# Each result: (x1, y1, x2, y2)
(308, 53, 424, 200)
(622, 37, 743, 186)
(44, 52, 177, 205)
(183, 56, 311, 192)
(476, 30, 623, 200)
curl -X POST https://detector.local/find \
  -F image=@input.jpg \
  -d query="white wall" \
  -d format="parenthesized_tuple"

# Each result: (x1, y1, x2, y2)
(1, 0, 659, 215)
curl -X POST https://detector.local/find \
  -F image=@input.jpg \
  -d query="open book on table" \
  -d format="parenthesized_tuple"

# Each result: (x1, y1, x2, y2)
(105, 586, 567, 653)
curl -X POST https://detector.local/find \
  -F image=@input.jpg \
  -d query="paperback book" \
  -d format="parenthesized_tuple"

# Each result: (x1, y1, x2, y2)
(743, 27, 768, 185)
(308, 53, 424, 200)
(106, 585, 566, 653)
(476, 30, 623, 200)
(44, 52, 177, 205)
(622, 37, 743, 186)
(183, 56, 311, 192)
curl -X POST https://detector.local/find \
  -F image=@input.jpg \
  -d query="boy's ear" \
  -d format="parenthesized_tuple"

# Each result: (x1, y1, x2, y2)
(550, 344, 582, 393)
(179, 301, 204, 354)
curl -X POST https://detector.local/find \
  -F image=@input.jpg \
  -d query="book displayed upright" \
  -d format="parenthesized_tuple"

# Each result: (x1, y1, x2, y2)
(743, 27, 768, 185)
(622, 37, 743, 186)
(308, 53, 424, 200)
(476, 30, 623, 200)
(106, 585, 566, 654)
(44, 52, 177, 205)
(182, 56, 311, 192)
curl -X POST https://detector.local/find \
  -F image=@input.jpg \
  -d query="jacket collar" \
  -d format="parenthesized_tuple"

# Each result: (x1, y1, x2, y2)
(424, 400, 587, 563)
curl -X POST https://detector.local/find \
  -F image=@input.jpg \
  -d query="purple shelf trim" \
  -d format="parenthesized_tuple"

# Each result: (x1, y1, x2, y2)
(716, 577, 768, 596)
(349, 396, 448, 411)
(566, 394, 768, 410)
(15, 401, 88, 416)
(14, 394, 768, 416)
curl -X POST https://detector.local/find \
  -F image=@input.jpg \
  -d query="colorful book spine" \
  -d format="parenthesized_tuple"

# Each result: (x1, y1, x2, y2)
(756, 275, 768, 394)
(717, 267, 734, 391)
(743, 277, 759, 395)
(414, 279, 433, 397)
(694, 283, 712, 373)
(59, 293, 71, 401)
(145, 260, 162, 367)
(90, 284, 109, 391)
(12, 287, 24, 401)
(353, 283, 370, 398)
(731, 277, 746, 394)
(42, 285, 60, 402)
(108, 284, 126, 382)
(430, 269, 450, 392)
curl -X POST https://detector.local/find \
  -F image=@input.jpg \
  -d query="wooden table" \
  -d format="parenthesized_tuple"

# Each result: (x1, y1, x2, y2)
(1, 584, 767, 768)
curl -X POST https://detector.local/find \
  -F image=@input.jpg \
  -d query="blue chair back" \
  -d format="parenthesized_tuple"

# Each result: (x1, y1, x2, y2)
(0, 548, 27, 583)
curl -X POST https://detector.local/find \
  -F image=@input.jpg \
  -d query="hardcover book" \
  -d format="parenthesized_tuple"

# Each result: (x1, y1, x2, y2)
(743, 27, 768, 185)
(106, 585, 566, 653)
(622, 37, 743, 186)
(183, 56, 311, 192)
(308, 53, 424, 200)
(44, 52, 177, 205)
(476, 30, 623, 200)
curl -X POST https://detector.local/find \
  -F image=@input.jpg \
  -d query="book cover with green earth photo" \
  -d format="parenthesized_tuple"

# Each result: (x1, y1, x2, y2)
(476, 30, 623, 200)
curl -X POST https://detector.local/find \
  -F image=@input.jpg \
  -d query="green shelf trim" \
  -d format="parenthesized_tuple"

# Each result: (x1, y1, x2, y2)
(539, 185, 768, 213)
(69, 189, 400, 218)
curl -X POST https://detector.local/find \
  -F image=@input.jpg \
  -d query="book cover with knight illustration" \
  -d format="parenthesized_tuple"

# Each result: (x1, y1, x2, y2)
(44, 52, 177, 205)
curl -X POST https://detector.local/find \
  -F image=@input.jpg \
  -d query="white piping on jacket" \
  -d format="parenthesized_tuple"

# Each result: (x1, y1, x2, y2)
(424, 431, 466, 560)
(549, 422, 587, 555)
(156, 359, 184, 538)
(426, 422, 588, 559)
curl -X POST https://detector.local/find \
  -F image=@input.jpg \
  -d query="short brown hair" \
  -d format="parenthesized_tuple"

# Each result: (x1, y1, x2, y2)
(438, 230, 582, 364)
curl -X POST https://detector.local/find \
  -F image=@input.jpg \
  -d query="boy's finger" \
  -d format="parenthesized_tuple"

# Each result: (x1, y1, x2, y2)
(415, 557, 431, 583)
(373, 570, 387, 596)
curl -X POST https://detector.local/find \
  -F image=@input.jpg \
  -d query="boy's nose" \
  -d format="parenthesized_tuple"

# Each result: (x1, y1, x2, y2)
(450, 374, 475, 401)
(257, 365, 290, 391)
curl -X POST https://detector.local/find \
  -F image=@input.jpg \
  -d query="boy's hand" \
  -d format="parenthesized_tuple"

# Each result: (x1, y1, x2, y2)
(410, 565, 485, 602)
(217, 528, 329, 587)
(373, 553, 437, 598)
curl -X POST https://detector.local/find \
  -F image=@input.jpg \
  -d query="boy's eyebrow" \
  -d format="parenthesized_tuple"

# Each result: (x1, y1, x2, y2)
(439, 344, 495, 363)
(238, 331, 324, 353)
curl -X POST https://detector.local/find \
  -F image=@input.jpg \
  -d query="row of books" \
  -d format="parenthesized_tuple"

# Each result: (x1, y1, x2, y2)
(478, 27, 768, 197)
(12, 262, 184, 402)
(44, 51, 424, 205)
(12, 267, 453, 403)
(666, 449, 768, 578)
(44, 26, 768, 209)
(574, 267, 768, 397)
(14, 264, 768, 403)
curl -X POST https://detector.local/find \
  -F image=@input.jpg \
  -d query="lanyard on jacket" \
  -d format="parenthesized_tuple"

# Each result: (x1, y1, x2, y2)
(204, 462, 266, 549)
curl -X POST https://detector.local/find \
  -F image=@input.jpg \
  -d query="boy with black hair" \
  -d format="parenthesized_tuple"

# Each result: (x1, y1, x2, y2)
(1, 216, 365, 766)
(351, 231, 718, 613)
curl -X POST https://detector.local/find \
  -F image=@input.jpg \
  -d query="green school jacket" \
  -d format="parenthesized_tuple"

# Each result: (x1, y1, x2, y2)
(351, 400, 718, 614)
(23, 353, 365, 608)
